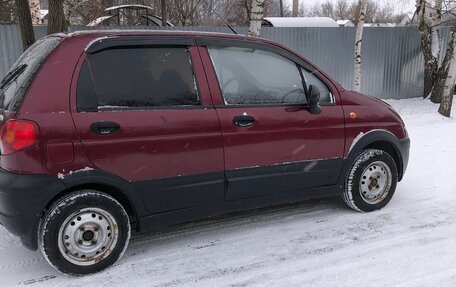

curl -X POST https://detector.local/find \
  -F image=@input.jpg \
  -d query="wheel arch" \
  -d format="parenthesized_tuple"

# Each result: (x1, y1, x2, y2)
(341, 130, 406, 185)
(42, 183, 138, 229)
(41, 170, 148, 232)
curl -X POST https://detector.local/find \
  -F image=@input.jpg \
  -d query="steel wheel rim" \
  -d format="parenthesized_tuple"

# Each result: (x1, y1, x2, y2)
(359, 161, 392, 204)
(57, 207, 119, 266)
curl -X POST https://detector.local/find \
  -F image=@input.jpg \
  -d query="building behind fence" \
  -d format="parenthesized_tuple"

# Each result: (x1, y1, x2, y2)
(0, 25, 430, 99)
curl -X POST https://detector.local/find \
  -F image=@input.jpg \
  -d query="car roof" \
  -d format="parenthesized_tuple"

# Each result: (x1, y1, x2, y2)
(59, 29, 275, 46)
(64, 30, 247, 39)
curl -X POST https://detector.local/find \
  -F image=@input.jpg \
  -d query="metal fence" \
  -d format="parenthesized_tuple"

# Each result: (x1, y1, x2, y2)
(0, 25, 429, 99)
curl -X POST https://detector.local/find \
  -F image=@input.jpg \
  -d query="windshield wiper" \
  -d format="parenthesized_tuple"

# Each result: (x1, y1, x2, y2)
(0, 64, 27, 89)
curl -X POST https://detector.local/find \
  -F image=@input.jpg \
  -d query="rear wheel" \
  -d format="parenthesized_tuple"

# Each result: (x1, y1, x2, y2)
(39, 190, 130, 275)
(343, 149, 398, 212)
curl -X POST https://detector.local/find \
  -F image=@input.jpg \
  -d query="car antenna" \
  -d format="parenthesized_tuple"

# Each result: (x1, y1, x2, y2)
(203, 1, 238, 34)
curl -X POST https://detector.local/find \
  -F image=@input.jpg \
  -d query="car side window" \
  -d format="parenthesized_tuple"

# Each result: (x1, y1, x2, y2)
(207, 46, 306, 105)
(77, 47, 199, 111)
(300, 68, 333, 104)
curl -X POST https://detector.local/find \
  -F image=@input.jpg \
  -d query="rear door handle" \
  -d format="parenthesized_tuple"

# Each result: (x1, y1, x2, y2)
(233, 115, 255, 127)
(90, 121, 120, 135)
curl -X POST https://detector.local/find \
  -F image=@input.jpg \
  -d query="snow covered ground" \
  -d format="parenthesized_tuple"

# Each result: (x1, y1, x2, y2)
(1, 98, 455, 286)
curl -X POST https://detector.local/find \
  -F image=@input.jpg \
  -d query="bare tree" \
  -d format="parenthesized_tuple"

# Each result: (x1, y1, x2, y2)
(4, 0, 289, 28)
(430, 0, 444, 102)
(350, 0, 379, 24)
(68, 0, 116, 25)
(14, 0, 35, 50)
(438, 31, 456, 116)
(374, 3, 396, 23)
(29, 0, 40, 24)
(335, 0, 350, 20)
(414, 0, 455, 116)
(161, 0, 167, 26)
(320, 1, 335, 19)
(416, 0, 444, 99)
(416, 0, 433, 97)
(307, 0, 399, 24)
(353, 0, 367, 92)
(216, 0, 277, 27)
(248, 0, 265, 36)
(0, 1, 17, 24)
(279, 0, 284, 17)
(48, 0, 68, 34)
(298, 2, 310, 16)
(62, 0, 93, 26)
(170, 0, 204, 26)
(292, 0, 298, 17)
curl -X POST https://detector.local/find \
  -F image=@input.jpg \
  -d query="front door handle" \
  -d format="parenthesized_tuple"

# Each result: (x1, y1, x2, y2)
(90, 121, 120, 135)
(233, 115, 255, 127)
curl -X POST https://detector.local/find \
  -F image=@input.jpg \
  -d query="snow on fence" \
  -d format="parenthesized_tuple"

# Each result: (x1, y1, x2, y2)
(0, 25, 445, 99)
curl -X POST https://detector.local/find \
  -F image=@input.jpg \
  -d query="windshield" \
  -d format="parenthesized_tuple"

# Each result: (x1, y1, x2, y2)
(0, 36, 62, 111)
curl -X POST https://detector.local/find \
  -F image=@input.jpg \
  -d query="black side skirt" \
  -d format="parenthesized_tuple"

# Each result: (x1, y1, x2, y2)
(133, 158, 343, 231)
(137, 184, 342, 233)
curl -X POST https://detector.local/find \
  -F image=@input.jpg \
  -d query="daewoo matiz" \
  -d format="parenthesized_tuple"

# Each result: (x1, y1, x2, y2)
(0, 31, 409, 275)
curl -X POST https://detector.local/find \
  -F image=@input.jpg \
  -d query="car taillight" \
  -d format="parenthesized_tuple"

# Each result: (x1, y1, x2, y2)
(0, 119, 39, 155)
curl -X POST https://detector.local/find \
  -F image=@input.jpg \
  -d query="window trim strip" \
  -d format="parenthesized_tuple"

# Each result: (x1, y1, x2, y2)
(86, 36, 195, 54)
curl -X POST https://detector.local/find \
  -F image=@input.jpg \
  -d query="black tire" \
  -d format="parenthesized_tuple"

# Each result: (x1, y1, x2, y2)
(39, 190, 130, 275)
(343, 149, 398, 212)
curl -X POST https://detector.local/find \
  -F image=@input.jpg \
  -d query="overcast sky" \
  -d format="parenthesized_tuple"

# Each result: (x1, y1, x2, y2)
(284, 0, 416, 14)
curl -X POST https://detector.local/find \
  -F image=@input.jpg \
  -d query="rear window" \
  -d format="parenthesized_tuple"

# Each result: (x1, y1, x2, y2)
(77, 47, 199, 111)
(0, 36, 62, 111)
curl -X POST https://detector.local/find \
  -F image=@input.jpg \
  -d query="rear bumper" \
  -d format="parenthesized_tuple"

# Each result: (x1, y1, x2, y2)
(0, 169, 65, 250)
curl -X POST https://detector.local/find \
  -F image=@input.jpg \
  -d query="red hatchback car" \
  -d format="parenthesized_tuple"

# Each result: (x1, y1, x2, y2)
(0, 31, 409, 275)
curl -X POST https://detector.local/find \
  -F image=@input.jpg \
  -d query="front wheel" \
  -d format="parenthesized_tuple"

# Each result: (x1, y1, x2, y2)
(39, 190, 131, 275)
(343, 149, 398, 212)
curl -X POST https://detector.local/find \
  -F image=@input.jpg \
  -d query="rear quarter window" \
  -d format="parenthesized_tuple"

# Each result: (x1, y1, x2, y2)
(0, 36, 62, 111)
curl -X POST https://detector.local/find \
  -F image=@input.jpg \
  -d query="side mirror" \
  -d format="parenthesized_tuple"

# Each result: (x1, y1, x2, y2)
(308, 85, 321, 114)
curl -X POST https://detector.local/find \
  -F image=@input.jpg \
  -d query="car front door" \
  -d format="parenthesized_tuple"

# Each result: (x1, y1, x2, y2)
(198, 39, 345, 200)
(71, 37, 224, 213)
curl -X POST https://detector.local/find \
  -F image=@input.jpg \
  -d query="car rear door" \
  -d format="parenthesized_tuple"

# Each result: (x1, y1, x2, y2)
(197, 38, 345, 200)
(70, 36, 224, 213)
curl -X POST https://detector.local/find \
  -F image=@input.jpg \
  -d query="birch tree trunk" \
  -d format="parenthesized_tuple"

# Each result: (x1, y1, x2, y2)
(416, 0, 442, 98)
(353, 0, 367, 93)
(48, 0, 68, 35)
(429, 0, 444, 102)
(15, 0, 35, 50)
(431, 0, 442, 59)
(248, 0, 265, 37)
(438, 31, 456, 117)
(431, 30, 455, 103)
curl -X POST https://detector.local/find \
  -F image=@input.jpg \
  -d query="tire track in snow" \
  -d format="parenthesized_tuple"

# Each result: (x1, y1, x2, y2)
(19, 275, 57, 286)
(0, 248, 45, 271)
(1, 197, 455, 287)
(40, 199, 456, 287)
